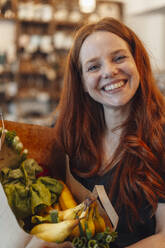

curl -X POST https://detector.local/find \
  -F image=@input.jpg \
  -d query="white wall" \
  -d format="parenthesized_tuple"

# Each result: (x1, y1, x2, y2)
(123, 0, 165, 72)
(124, 0, 165, 15)
(125, 13, 165, 72)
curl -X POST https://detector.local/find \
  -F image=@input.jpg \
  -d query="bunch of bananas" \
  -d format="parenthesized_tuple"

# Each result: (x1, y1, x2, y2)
(71, 201, 106, 239)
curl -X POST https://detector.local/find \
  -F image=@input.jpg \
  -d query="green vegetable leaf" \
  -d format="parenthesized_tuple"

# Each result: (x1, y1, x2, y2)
(13, 183, 31, 219)
(37, 176, 63, 195)
(30, 180, 51, 214)
(0, 167, 10, 183)
(8, 168, 24, 180)
(21, 159, 43, 186)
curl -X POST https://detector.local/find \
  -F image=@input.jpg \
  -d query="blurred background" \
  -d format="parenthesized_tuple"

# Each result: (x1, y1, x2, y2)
(0, 0, 165, 126)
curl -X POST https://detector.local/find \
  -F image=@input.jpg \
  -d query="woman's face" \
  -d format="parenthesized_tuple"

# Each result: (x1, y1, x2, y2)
(79, 31, 140, 109)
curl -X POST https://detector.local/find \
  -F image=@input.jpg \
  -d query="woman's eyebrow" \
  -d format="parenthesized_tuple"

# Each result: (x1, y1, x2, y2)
(84, 57, 99, 66)
(111, 49, 127, 56)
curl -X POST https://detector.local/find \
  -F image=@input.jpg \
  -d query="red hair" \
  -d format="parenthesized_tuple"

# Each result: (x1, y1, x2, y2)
(55, 18, 165, 228)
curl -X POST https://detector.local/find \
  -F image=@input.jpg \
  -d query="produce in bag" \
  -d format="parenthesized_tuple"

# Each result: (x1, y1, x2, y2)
(0, 127, 117, 247)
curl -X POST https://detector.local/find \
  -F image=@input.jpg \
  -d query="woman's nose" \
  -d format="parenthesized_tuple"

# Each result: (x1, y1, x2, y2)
(102, 62, 118, 79)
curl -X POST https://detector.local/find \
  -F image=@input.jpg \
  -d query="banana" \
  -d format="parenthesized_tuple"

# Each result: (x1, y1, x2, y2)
(31, 222, 54, 234)
(87, 204, 95, 237)
(58, 201, 86, 221)
(94, 204, 106, 233)
(83, 204, 95, 239)
(70, 204, 90, 237)
(30, 219, 79, 243)
(71, 202, 106, 238)
(70, 218, 86, 237)
(58, 180, 77, 210)
(32, 201, 87, 225)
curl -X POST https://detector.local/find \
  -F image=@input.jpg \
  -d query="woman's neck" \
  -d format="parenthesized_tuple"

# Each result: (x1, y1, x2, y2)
(103, 104, 130, 131)
(99, 104, 130, 174)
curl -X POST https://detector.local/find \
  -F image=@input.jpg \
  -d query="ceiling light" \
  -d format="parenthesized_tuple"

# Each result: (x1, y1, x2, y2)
(79, 0, 96, 13)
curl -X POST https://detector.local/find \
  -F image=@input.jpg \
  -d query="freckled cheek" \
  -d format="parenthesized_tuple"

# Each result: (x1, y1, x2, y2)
(132, 67, 140, 84)
(83, 76, 98, 90)
(127, 69, 140, 86)
(128, 63, 139, 76)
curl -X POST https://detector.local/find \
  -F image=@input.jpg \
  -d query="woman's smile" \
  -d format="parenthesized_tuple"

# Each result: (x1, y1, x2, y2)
(101, 79, 127, 92)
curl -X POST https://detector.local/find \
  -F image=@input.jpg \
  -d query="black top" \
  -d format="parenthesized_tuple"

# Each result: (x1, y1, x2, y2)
(71, 163, 165, 248)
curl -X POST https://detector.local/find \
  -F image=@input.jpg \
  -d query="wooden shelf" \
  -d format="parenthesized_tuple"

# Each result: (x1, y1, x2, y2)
(18, 19, 51, 24)
(0, 0, 123, 122)
(55, 20, 83, 29)
(0, 16, 16, 21)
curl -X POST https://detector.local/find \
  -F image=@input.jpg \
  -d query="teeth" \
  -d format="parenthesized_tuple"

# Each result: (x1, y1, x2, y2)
(104, 81, 125, 91)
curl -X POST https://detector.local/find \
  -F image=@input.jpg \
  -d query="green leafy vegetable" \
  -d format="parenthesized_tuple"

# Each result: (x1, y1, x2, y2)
(0, 129, 64, 232)
(30, 180, 51, 214)
(37, 176, 63, 203)
(0, 158, 63, 221)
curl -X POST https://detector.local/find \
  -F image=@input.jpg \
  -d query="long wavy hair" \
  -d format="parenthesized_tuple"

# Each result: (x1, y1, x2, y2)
(55, 17, 165, 228)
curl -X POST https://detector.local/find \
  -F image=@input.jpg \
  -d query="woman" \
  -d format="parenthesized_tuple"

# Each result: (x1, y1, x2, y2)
(54, 17, 165, 247)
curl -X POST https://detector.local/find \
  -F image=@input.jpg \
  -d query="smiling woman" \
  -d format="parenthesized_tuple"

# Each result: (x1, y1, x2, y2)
(79, 31, 140, 108)
(54, 17, 165, 248)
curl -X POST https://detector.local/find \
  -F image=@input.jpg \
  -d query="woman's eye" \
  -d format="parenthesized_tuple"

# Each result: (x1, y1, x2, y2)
(114, 55, 127, 63)
(87, 64, 100, 72)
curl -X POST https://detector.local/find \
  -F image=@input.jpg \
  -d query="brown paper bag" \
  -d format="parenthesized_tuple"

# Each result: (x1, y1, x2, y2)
(65, 155, 119, 230)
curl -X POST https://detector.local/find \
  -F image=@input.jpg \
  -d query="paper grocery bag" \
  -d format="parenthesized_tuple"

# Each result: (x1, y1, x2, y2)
(65, 155, 119, 230)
